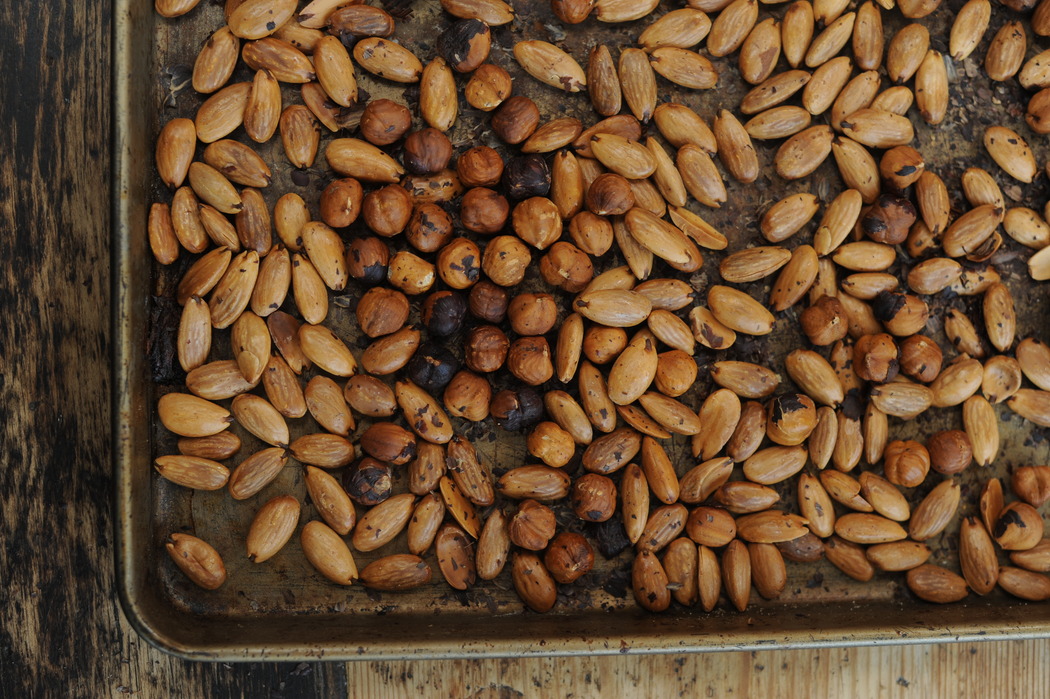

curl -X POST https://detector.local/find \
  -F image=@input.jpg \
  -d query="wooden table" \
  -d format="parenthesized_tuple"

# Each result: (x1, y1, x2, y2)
(3, 1, 1050, 696)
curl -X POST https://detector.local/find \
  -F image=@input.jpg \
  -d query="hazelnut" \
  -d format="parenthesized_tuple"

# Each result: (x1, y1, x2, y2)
(356, 286, 409, 338)
(508, 499, 557, 551)
(346, 236, 390, 285)
(800, 295, 848, 346)
(436, 237, 482, 289)
(359, 422, 417, 465)
(437, 18, 491, 73)
(879, 145, 925, 190)
(490, 388, 543, 431)
(776, 531, 825, 563)
(443, 369, 492, 421)
(404, 343, 460, 393)
(899, 334, 943, 383)
(655, 350, 698, 397)
(342, 457, 392, 506)
(464, 325, 510, 373)
(853, 333, 900, 383)
(503, 154, 551, 200)
(1011, 465, 1050, 508)
(359, 98, 412, 145)
(457, 146, 504, 188)
(420, 290, 467, 337)
(926, 430, 972, 475)
(402, 169, 464, 203)
(586, 172, 635, 216)
(469, 280, 509, 322)
(567, 210, 614, 256)
(507, 336, 554, 386)
(460, 186, 510, 234)
(344, 374, 397, 417)
(508, 293, 558, 336)
(570, 473, 616, 522)
(544, 532, 595, 584)
(527, 421, 577, 468)
(861, 194, 917, 245)
(362, 183, 413, 237)
(583, 325, 628, 364)
(539, 241, 594, 293)
(491, 96, 541, 145)
(994, 502, 1045, 550)
(872, 290, 929, 336)
(319, 177, 363, 228)
(883, 439, 930, 488)
(387, 250, 436, 295)
(403, 128, 454, 175)
(406, 202, 454, 253)
(512, 196, 561, 250)
(766, 393, 817, 446)
(481, 235, 531, 287)
(464, 63, 512, 112)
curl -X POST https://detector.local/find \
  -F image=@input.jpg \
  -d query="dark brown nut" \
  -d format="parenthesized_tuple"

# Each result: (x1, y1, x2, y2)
(507, 336, 554, 386)
(571, 473, 617, 522)
(356, 286, 409, 338)
(544, 532, 595, 584)
(421, 290, 467, 337)
(552, 0, 594, 23)
(464, 63, 513, 111)
(583, 325, 628, 364)
(359, 422, 417, 465)
(319, 177, 363, 228)
(460, 187, 510, 235)
(327, 5, 395, 37)
(406, 203, 454, 253)
(766, 394, 818, 446)
(880, 145, 925, 189)
(539, 241, 593, 293)
(586, 173, 635, 216)
(503, 154, 551, 200)
(464, 325, 510, 373)
(509, 499, 557, 550)
(898, 334, 942, 383)
(490, 387, 544, 431)
(800, 295, 848, 346)
(508, 293, 558, 336)
(404, 343, 460, 393)
(777, 531, 826, 563)
(853, 333, 900, 382)
(457, 146, 504, 188)
(344, 374, 397, 417)
(862, 194, 917, 245)
(469, 280, 509, 322)
(1012, 465, 1050, 508)
(884, 439, 930, 488)
(403, 128, 454, 175)
(437, 18, 491, 73)
(443, 369, 492, 421)
(491, 96, 541, 145)
(527, 421, 576, 468)
(926, 430, 972, 475)
(359, 98, 412, 145)
(342, 457, 393, 506)
(481, 235, 531, 287)
(346, 236, 390, 284)
(873, 290, 930, 337)
(995, 502, 1045, 550)
(362, 184, 413, 237)
(436, 237, 482, 289)
(568, 210, 615, 256)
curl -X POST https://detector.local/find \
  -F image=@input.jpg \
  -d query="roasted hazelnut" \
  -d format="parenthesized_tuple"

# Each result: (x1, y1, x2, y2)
(464, 63, 512, 111)
(508, 293, 559, 336)
(509, 499, 557, 550)
(507, 336, 554, 386)
(435, 237, 482, 290)
(342, 457, 393, 506)
(873, 290, 929, 336)
(551, 0, 594, 23)
(567, 210, 614, 256)
(359, 98, 412, 145)
(403, 128, 454, 175)
(490, 387, 543, 431)
(512, 196, 561, 250)
(469, 280, 509, 322)
(544, 532, 595, 584)
(457, 146, 504, 188)
(405, 343, 460, 393)
(776, 531, 825, 563)
(491, 96, 541, 145)
(1011, 466, 1050, 508)
(406, 202, 454, 253)
(583, 325, 628, 365)
(356, 286, 409, 338)
(460, 187, 510, 234)
(570, 473, 617, 522)
(883, 439, 930, 488)
(503, 154, 551, 200)
(402, 169, 465, 203)
(880, 145, 925, 189)
(481, 235, 531, 287)
(539, 241, 594, 292)
(387, 250, 436, 295)
(346, 236, 390, 285)
(853, 333, 900, 383)
(420, 290, 467, 337)
(344, 374, 397, 417)
(464, 325, 510, 373)
(319, 177, 363, 228)
(437, 18, 491, 72)
(362, 183, 413, 237)
(800, 295, 848, 346)
(766, 393, 818, 446)
(655, 350, 698, 397)
(926, 429, 972, 475)
(861, 194, 917, 245)
(899, 334, 942, 383)
(586, 172, 635, 216)
(994, 502, 1045, 550)
(359, 422, 417, 465)
(443, 369, 492, 421)
(527, 421, 577, 468)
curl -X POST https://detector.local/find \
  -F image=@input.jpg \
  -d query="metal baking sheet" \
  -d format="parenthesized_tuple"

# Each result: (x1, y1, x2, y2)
(114, 0, 1050, 660)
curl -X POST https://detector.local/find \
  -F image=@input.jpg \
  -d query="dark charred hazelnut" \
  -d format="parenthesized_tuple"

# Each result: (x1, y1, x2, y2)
(853, 333, 900, 383)
(344, 374, 397, 417)
(406, 202, 454, 253)
(463, 63, 513, 112)
(403, 128, 454, 175)
(420, 290, 467, 337)
(899, 334, 943, 383)
(570, 473, 617, 522)
(491, 96, 541, 145)
(460, 187, 510, 235)
(879, 146, 925, 189)
(862, 194, 917, 245)
(443, 369, 492, 421)
(585, 172, 635, 215)
(464, 325, 510, 373)
(766, 393, 818, 446)
(507, 336, 554, 386)
(883, 439, 930, 488)
(362, 184, 413, 237)
(800, 295, 849, 346)
(481, 235, 531, 287)
(319, 177, 363, 228)
(436, 237, 482, 290)
(437, 18, 491, 73)
(469, 280, 509, 322)
(926, 430, 972, 475)
(873, 290, 929, 336)
(490, 387, 543, 431)
(503, 154, 551, 200)
(405, 343, 461, 393)
(360, 422, 417, 465)
(583, 325, 628, 365)
(356, 286, 410, 338)
(544, 532, 595, 584)
(527, 421, 576, 468)
(342, 457, 393, 506)
(590, 518, 632, 559)
(551, 0, 594, 23)
(567, 210, 615, 256)
(509, 499, 557, 550)
(346, 236, 390, 285)
(457, 146, 504, 188)
(507, 293, 558, 336)
(539, 241, 594, 292)
(359, 98, 412, 145)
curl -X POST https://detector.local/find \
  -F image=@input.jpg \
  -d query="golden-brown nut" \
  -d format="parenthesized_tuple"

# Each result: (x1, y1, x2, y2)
(457, 146, 504, 187)
(362, 183, 413, 237)
(853, 333, 900, 382)
(544, 531, 595, 583)
(800, 295, 848, 346)
(403, 128, 454, 175)
(406, 203, 454, 253)
(884, 440, 930, 488)
(899, 334, 942, 382)
(359, 98, 412, 145)
(464, 325, 510, 373)
(507, 293, 559, 336)
(539, 242, 594, 293)
(491, 96, 541, 144)
(460, 187, 510, 234)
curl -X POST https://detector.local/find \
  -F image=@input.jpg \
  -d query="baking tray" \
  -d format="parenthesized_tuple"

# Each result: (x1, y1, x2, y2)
(114, 0, 1050, 660)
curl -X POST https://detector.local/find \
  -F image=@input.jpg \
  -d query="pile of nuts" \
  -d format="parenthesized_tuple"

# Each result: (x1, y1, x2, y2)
(152, 0, 1050, 614)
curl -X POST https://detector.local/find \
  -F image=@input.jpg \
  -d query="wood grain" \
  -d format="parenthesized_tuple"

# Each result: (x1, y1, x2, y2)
(0, 1, 1049, 697)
